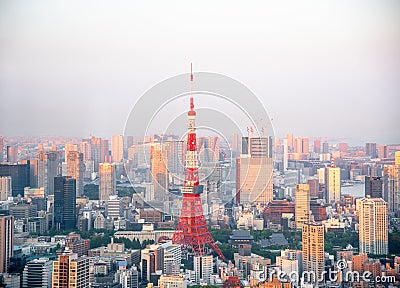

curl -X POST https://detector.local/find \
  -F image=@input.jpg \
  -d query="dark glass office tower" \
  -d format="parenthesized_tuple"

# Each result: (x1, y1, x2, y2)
(0, 162, 30, 196)
(54, 176, 76, 231)
(365, 176, 383, 198)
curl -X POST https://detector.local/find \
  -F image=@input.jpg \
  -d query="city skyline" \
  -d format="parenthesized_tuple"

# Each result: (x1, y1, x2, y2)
(0, 1, 400, 287)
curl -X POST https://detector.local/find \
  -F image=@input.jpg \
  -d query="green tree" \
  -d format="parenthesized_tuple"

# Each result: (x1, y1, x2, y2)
(84, 184, 99, 200)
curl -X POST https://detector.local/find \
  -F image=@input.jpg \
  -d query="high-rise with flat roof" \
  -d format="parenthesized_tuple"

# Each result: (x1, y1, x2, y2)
(22, 257, 53, 288)
(194, 255, 213, 285)
(151, 143, 168, 200)
(0, 213, 14, 273)
(54, 176, 76, 230)
(302, 222, 324, 285)
(6, 145, 18, 164)
(358, 198, 388, 255)
(0, 162, 30, 197)
(0, 136, 4, 163)
(236, 136, 273, 205)
(383, 164, 400, 216)
(365, 176, 383, 198)
(365, 143, 377, 158)
(295, 184, 310, 230)
(67, 151, 84, 197)
(0, 176, 12, 201)
(90, 136, 102, 172)
(112, 135, 124, 163)
(99, 163, 116, 202)
(52, 250, 89, 288)
(325, 166, 341, 203)
(38, 151, 59, 196)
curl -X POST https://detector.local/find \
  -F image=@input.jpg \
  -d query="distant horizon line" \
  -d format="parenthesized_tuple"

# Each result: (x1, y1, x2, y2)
(1, 134, 399, 147)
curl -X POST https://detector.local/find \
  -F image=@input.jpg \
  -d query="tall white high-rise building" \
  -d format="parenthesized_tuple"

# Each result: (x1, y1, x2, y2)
(112, 135, 124, 163)
(0, 214, 14, 273)
(194, 255, 213, 285)
(325, 166, 341, 203)
(99, 163, 116, 202)
(0, 176, 12, 201)
(107, 195, 122, 219)
(163, 244, 182, 275)
(358, 198, 388, 255)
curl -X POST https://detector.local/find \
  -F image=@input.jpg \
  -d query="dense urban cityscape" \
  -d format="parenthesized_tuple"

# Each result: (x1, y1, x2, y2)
(0, 80, 400, 288)
(1, 1, 399, 288)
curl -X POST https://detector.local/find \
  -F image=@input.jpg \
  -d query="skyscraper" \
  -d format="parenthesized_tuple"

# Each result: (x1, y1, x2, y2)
(294, 137, 309, 154)
(0, 213, 14, 273)
(194, 255, 213, 285)
(236, 157, 273, 205)
(358, 198, 388, 255)
(163, 244, 182, 275)
(395, 151, 400, 166)
(101, 138, 109, 163)
(22, 257, 53, 288)
(52, 250, 89, 288)
(6, 145, 18, 164)
(90, 136, 102, 172)
(286, 134, 294, 152)
(64, 143, 78, 161)
(322, 142, 329, 154)
(365, 142, 377, 158)
(295, 184, 310, 230)
(313, 139, 321, 154)
(0, 162, 30, 197)
(236, 136, 273, 205)
(0, 176, 12, 201)
(79, 140, 91, 162)
(151, 143, 168, 199)
(325, 166, 341, 203)
(241, 136, 273, 158)
(99, 163, 116, 202)
(112, 135, 124, 163)
(67, 151, 84, 197)
(365, 176, 383, 198)
(38, 151, 59, 196)
(302, 222, 324, 284)
(54, 176, 76, 230)
(0, 135, 4, 162)
(383, 164, 400, 216)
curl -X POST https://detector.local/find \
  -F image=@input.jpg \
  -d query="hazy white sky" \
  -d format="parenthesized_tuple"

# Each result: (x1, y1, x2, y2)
(0, 0, 399, 144)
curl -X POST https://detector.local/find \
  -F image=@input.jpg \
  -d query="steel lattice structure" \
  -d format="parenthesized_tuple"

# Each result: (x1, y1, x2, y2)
(172, 64, 225, 260)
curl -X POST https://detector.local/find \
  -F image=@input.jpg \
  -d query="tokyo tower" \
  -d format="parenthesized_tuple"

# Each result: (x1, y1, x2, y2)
(172, 64, 225, 260)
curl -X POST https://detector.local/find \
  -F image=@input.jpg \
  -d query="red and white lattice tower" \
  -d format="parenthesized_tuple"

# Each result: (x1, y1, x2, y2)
(172, 64, 225, 260)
